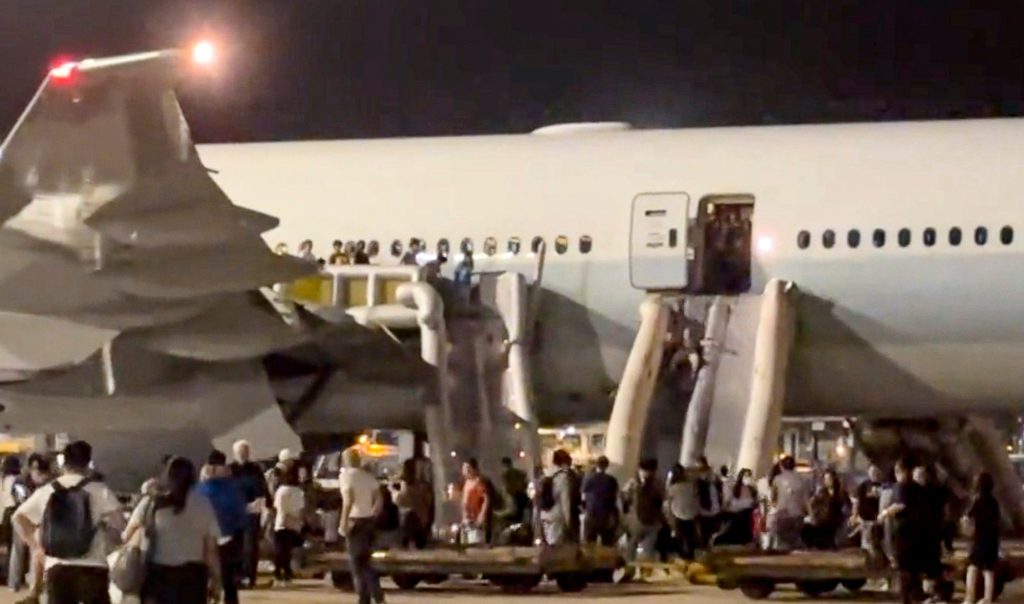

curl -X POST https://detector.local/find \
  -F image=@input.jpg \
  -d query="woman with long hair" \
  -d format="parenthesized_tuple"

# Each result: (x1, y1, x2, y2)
(717, 468, 758, 545)
(124, 457, 222, 604)
(803, 469, 848, 550)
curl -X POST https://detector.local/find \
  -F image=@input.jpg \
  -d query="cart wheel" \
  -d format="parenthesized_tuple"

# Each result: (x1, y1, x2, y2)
(796, 579, 839, 597)
(491, 575, 542, 594)
(423, 573, 448, 585)
(841, 578, 867, 592)
(392, 574, 422, 590)
(555, 573, 589, 592)
(739, 579, 775, 600)
(330, 571, 354, 590)
(590, 568, 615, 583)
(717, 577, 740, 590)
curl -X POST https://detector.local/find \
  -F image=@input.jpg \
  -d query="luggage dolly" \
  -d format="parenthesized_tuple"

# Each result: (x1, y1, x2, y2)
(311, 543, 622, 594)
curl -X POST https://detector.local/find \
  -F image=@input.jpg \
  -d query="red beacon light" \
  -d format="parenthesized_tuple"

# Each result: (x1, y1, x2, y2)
(49, 60, 79, 82)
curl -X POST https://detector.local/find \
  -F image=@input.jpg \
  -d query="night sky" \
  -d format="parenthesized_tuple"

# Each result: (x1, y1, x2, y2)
(3, 1, 1023, 143)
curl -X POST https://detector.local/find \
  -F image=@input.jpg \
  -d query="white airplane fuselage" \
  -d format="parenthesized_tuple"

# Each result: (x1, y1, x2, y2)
(197, 118, 1024, 421)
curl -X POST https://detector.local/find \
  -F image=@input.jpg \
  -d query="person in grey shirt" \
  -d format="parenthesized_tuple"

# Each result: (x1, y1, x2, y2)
(540, 450, 581, 545)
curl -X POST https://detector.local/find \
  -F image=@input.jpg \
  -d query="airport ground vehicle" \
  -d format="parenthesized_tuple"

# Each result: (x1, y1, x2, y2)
(311, 543, 621, 594)
(709, 546, 1024, 601)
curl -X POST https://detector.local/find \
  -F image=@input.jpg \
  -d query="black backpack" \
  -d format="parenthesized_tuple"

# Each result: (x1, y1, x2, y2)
(538, 470, 579, 513)
(42, 478, 96, 559)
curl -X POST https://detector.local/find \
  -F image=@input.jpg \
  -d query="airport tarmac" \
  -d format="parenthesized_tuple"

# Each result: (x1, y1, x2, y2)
(0, 577, 999, 604)
(233, 578, 1021, 604)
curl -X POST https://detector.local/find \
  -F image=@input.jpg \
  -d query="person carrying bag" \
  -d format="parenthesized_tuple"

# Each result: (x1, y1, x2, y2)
(111, 497, 158, 597)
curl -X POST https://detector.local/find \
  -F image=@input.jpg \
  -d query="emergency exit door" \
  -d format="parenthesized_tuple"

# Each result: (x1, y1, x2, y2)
(629, 192, 690, 290)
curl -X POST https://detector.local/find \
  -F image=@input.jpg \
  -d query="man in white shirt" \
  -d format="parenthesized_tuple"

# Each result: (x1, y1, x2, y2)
(340, 448, 383, 604)
(13, 441, 124, 604)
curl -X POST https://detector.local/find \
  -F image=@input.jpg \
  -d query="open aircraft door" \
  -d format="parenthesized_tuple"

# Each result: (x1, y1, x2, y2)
(629, 192, 690, 290)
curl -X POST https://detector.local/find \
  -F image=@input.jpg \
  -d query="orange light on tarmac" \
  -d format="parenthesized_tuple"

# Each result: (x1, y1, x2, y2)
(192, 41, 215, 65)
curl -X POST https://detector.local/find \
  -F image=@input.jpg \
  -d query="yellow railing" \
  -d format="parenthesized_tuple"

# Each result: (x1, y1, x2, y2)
(279, 265, 424, 309)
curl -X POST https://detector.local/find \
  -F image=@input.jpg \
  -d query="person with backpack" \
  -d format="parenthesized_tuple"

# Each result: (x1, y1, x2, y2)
(539, 450, 581, 545)
(12, 441, 124, 604)
(197, 450, 247, 604)
(123, 457, 222, 604)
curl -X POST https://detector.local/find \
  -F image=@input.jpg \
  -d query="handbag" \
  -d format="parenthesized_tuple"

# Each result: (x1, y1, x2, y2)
(111, 497, 158, 595)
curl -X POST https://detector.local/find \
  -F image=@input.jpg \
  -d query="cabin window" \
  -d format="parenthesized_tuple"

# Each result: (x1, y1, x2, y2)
(923, 228, 936, 247)
(898, 228, 911, 247)
(344, 241, 356, 254)
(508, 237, 521, 254)
(1001, 226, 1014, 246)
(579, 235, 593, 254)
(483, 237, 498, 256)
(555, 235, 569, 254)
(847, 229, 860, 248)
(949, 227, 962, 246)
(531, 236, 545, 253)
(975, 227, 988, 246)
(367, 240, 379, 257)
(797, 231, 811, 250)
(822, 230, 836, 249)
(460, 238, 474, 255)
(872, 229, 886, 248)
(390, 239, 403, 257)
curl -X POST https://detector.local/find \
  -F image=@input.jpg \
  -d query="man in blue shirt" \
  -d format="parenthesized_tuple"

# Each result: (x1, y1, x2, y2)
(200, 450, 248, 604)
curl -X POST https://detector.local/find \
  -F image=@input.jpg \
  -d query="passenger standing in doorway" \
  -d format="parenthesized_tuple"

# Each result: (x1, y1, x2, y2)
(340, 448, 385, 604)
(298, 239, 316, 263)
(454, 253, 474, 302)
(582, 456, 620, 546)
(197, 450, 247, 604)
(964, 472, 1000, 604)
(14, 441, 125, 604)
(852, 465, 885, 566)
(879, 459, 927, 604)
(124, 457, 222, 604)
(229, 440, 270, 589)
(623, 458, 665, 562)
(769, 455, 810, 551)
(540, 450, 581, 545)
(329, 240, 349, 265)
(666, 464, 700, 559)
(460, 459, 492, 545)
(353, 241, 371, 265)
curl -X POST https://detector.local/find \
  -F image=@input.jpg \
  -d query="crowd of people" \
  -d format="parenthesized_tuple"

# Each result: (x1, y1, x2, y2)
(0, 437, 1006, 604)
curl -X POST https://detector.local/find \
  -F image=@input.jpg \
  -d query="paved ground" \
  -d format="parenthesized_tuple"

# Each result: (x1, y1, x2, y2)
(0, 576, 1019, 603)
(198, 577, 1024, 604)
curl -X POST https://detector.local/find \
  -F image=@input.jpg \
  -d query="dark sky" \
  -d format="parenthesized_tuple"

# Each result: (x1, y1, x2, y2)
(3, 1, 1023, 143)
